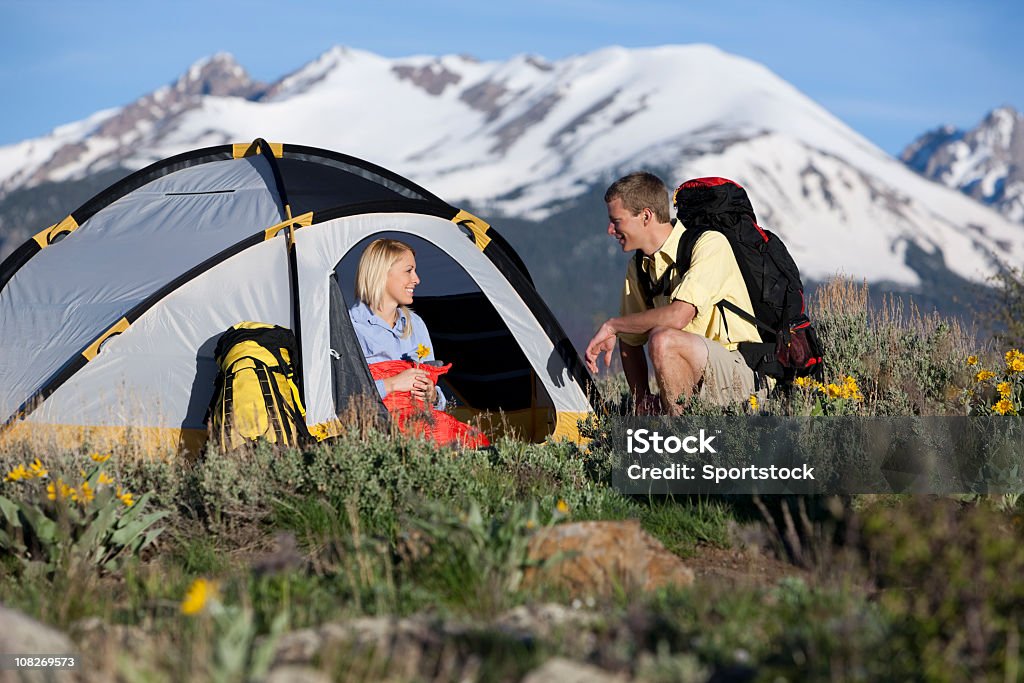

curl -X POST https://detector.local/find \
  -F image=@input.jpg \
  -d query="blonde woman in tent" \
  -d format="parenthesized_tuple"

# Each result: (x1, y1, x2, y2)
(349, 238, 489, 448)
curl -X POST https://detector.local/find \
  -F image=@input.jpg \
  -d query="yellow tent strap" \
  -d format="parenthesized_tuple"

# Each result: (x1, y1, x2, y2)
(263, 212, 314, 241)
(32, 215, 79, 249)
(232, 141, 284, 158)
(452, 210, 491, 251)
(284, 204, 296, 248)
(83, 318, 130, 361)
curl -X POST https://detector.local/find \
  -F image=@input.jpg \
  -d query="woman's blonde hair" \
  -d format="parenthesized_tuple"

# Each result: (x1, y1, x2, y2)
(354, 238, 416, 338)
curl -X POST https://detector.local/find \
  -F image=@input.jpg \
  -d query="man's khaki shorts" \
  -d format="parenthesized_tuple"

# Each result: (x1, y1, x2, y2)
(697, 338, 768, 406)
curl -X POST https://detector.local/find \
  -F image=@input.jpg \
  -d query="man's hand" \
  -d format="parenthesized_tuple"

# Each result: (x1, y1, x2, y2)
(585, 320, 618, 374)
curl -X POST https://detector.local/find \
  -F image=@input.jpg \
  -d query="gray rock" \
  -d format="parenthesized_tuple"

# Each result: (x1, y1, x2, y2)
(264, 665, 331, 683)
(522, 657, 629, 683)
(0, 606, 80, 683)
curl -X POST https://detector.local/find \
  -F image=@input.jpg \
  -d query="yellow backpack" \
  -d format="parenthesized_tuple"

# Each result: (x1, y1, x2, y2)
(207, 322, 312, 451)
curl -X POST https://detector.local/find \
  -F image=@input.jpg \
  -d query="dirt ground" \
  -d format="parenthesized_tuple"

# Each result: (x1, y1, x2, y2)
(686, 544, 808, 588)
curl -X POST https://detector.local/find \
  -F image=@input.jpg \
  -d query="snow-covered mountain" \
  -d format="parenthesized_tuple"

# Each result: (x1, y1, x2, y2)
(1, 45, 1022, 288)
(902, 106, 1024, 225)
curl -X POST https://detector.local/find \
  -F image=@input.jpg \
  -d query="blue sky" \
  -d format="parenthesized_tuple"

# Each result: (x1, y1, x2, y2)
(1, 0, 1021, 155)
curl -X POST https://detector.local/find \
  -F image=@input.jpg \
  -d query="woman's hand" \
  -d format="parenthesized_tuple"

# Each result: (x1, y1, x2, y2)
(410, 374, 437, 406)
(384, 368, 429, 395)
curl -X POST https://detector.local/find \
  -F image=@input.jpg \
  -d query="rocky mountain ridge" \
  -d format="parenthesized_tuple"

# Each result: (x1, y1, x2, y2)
(1, 45, 1021, 293)
(901, 106, 1024, 226)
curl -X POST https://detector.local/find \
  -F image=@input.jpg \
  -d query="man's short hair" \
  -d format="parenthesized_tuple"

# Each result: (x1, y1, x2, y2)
(604, 172, 671, 223)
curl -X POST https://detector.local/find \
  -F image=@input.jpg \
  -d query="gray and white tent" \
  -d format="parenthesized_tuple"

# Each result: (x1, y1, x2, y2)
(0, 139, 594, 455)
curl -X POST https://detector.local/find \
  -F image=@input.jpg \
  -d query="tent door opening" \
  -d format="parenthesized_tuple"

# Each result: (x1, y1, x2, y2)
(332, 233, 555, 441)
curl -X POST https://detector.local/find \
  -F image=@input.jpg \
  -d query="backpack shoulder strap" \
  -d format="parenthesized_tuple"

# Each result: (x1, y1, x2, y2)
(673, 224, 710, 276)
(715, 299, 778, 337)
(632, 250, 653, 308)
(686, 225, 780, 341)
(633, 224, 710, 308)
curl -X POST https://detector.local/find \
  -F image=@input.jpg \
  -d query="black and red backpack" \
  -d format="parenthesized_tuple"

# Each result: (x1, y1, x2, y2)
(634, 177, 824, 384)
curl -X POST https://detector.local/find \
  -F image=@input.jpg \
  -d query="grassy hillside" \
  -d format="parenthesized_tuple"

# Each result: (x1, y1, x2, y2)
(2, 279, 1023, 681)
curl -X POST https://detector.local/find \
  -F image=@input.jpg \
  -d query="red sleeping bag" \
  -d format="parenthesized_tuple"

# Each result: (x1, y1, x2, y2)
(368, 360, 490, 448)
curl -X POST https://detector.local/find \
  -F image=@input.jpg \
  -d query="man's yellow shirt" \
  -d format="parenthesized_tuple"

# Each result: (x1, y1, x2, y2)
(618, 220, 761, 351)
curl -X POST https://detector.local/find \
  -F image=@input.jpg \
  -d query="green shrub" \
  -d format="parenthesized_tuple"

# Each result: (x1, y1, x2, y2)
(859, 498, 1024, 681)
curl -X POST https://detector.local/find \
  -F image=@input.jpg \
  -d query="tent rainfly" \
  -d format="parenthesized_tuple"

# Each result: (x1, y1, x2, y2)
(0, 139, 595, 455)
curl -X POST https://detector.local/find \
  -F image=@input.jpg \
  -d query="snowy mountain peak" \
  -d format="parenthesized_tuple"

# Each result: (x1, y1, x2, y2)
(901, 125, 964, 174)
(174, 52, 264, 99)
(262, 45, 381, 101)
(902, 106, 1024, 224)
(1, 45, 1022, 290)
(987, 105, 1020, 129)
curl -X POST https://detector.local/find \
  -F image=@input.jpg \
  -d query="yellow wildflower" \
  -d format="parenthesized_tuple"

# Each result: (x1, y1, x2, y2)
(838, 376, 864, 401)
(77, 481, 95, 505)
(28, 459, 47, 479)
(180, 578, 218, 616)
(525, 519, 537, 530)
(997, 382, 1013, 398)
(966, 355, 979, 366)
(116, 487, 135, 508)
(415, 344, 430, 361)
(842, 386, 864, 401)
(555, 499, 570, 515)
(48, 479, 74, 501)
(975, 370, 996, 382)
(793, 376, 815, 389)
(993, 399, 1017, 416)
(1006, 350, 1024, 373)
(89, 452, 112, 463)
(97, 472, 115, 487)
(819, 383, 843, 399)
(748, 394, 759, 411)
(4, 464, 29, 482)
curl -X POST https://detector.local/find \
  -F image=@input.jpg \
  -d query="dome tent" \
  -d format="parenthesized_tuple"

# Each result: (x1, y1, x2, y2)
(0, 139, 594, 455)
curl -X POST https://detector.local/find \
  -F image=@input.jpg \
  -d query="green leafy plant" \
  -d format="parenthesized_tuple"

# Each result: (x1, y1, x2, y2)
(408, 499, 569, 614)
(179, 576, 288, 683)
(0, 456, 167, 574)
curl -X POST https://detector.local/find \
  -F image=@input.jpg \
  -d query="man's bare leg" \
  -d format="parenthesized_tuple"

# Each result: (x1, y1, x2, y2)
(648, 327, 709, 415)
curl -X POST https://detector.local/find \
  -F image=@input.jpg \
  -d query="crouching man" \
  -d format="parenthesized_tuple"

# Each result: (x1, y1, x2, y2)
(584, 172, 764, 415)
